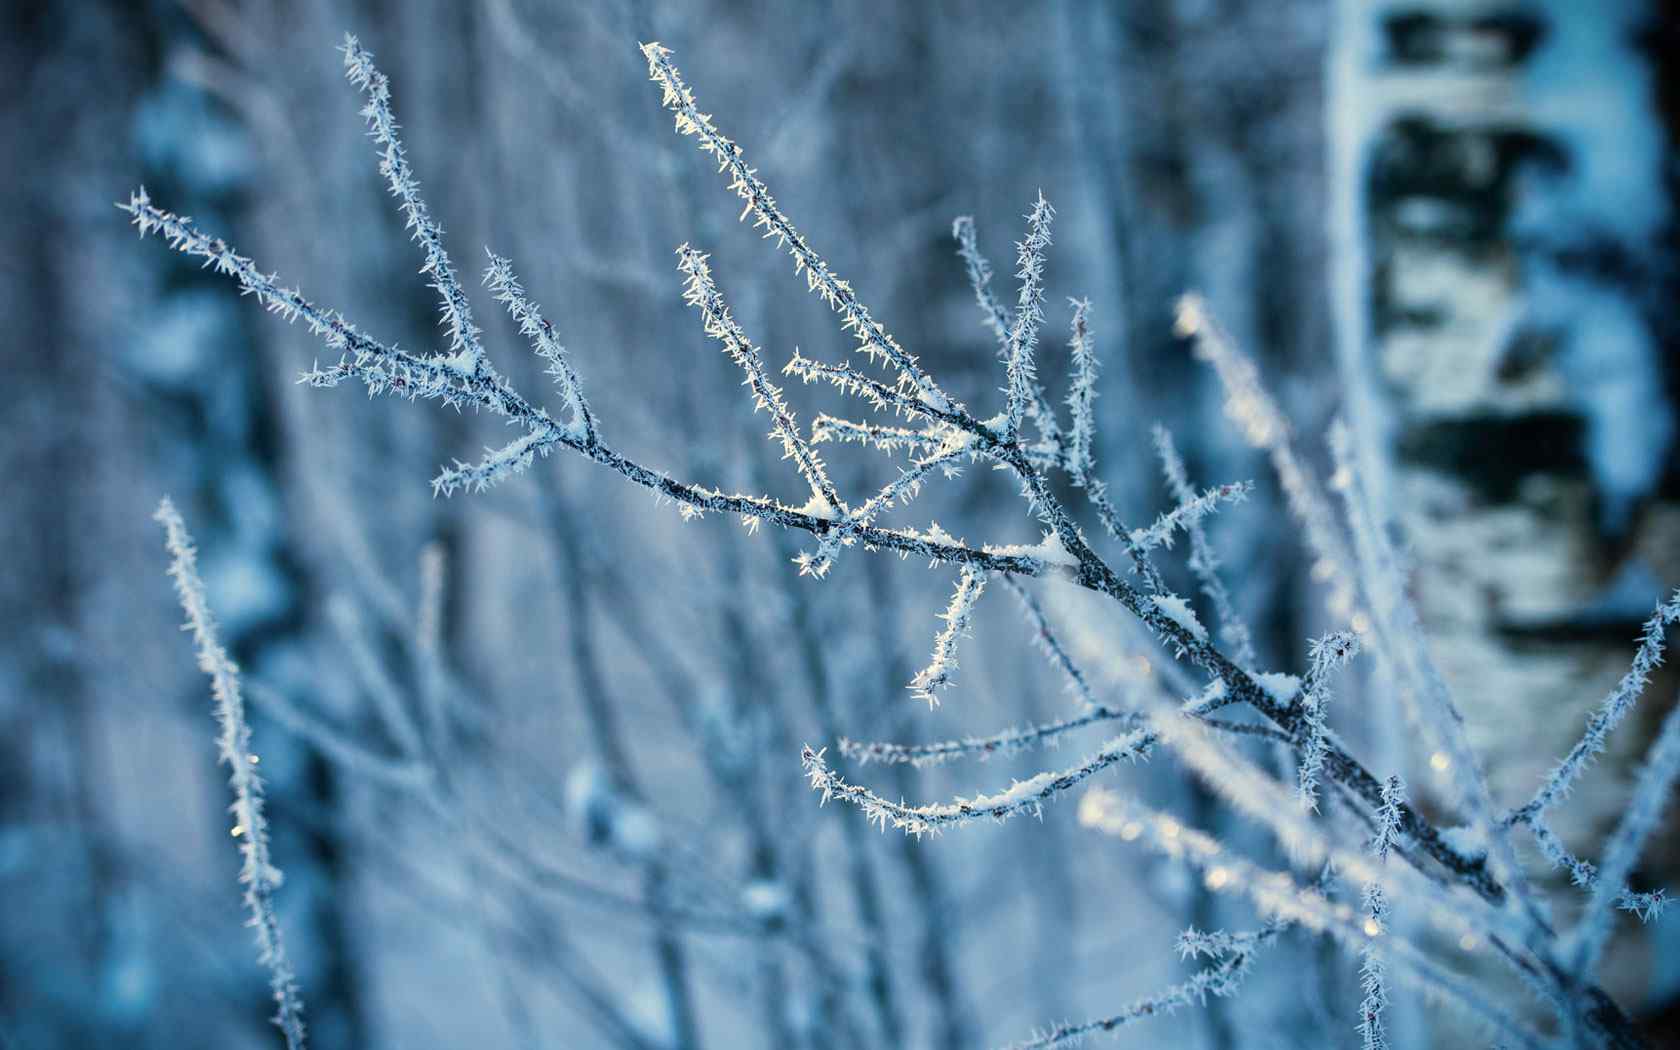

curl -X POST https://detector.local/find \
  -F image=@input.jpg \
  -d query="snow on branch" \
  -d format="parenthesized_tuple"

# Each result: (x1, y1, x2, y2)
(1147, 593, 1209, 648)
(155, 499, 306, 1050)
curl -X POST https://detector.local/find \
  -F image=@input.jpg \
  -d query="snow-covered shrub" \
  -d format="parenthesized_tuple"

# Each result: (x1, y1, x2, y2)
(137, 33, 1678, 1049)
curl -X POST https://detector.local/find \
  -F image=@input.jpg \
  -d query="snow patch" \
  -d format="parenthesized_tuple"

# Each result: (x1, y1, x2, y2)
(1149, 593, 1208, 644)
(1253, 672, 1302, 706)
(794, 490, 843, 519)
(986, 530, 1079, 569)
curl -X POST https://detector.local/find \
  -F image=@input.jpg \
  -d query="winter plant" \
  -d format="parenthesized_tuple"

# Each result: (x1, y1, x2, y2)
(155, 500, 307, 1050)
(134, 34, 1680, 1049)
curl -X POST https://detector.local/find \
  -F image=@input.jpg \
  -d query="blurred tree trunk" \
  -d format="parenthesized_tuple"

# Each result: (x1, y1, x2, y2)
(1329, 0, 1680, 1014)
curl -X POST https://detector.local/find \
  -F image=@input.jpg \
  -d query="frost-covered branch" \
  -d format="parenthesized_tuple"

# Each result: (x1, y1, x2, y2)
(908, 566, 989, 707)
(839, 705, 1140, 769)
(1000, 576, 1098, 710)
(1529, 819, 1668, 924)
(801, 729, 1155, 837)
(1178, 296, 1361, 628)
(1357, 881, 1391, 1050)
(1298, 632, 1360, 812)
(122, 35, 1661, 1047)
(1150, 712, 1522, 953)
(952, 215, 1014, 346)
(1325, 424, 1552, 940)
(484, 251, 595, 443)
(1064, 298, 1099, 484)
(677, 244, 842, 522)
(1510, 590, 1680, 825)
(1358, 776, 1404, 1050)
(1570, 691, 1680, 977)
(120, 189, 1052, 578)
(1151, 426, 1256, 668)
(344, 36, 486, 375)
(155, 499, 306, 1050)
(1128, 476, 1253, 556)
(1002, 194, 1053, 441)
(1076, 789, 1546, 1050)
(641, 42, 947, 408)
(1002, 923, 1283, 1050)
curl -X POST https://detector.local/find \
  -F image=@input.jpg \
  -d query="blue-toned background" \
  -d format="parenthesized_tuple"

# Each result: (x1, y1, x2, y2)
(3, 2, 1678, 1047)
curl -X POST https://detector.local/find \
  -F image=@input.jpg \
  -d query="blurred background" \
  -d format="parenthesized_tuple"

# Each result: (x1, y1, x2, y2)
(3, 1, 1679, 1047)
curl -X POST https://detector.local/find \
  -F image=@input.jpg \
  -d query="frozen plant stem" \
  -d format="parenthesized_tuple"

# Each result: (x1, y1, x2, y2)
(155, 499, 306, 1050)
